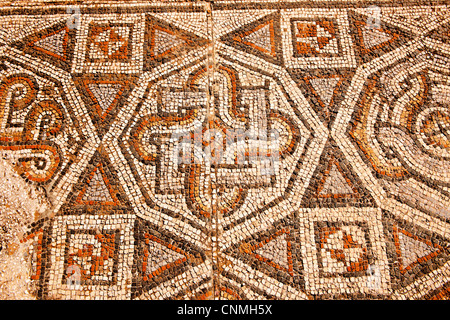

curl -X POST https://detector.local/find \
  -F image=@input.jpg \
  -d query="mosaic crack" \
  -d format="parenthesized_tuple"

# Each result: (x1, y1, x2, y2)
(0, 1, 449, 300)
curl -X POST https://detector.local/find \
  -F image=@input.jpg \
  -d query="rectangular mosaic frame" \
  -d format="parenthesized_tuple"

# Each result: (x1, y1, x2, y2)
(47, 214, 135, 300)
(0, 0, 449, 300)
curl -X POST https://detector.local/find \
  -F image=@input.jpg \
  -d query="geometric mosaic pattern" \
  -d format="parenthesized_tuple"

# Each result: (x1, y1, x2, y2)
(0, 1, 450, 300)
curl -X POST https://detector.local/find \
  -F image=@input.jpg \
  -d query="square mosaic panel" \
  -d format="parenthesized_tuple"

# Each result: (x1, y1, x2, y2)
(47, 214, 134, 300)
(1, 0, 450, 300)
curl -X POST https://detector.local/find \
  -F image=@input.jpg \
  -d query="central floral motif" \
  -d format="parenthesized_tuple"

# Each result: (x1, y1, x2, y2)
(125, 64, 300, 222)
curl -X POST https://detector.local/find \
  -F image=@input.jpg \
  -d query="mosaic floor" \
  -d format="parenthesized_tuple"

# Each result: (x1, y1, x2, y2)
(0, 0, 449, 300)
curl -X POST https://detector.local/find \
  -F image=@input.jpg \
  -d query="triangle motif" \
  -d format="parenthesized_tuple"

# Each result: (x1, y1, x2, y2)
(84, 81, 125, 120)
(143, 234, 187, 281)
(29, 27, 68, 60)
(148, 12, 209, 39)
(319, 162, 355, 196)
(214, 10, 276, 38)
(309, 77, 341, 108)
(235, 20, 276, 56)
(143, 19, 209, 71)
(76, 163, 120, 206)
(250, 230, 293, 275)
(354, 20, 400, 54)
(362, 26, 393, 49)
(317, 158, 359, 198)
(395, 226, 443, 274)
(1, 16, 64, 44)
(153, 26, 187, 58)
(255, 233, 289, 270)
(82, 169, 113, 203)
(146, 240, 186, 274)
